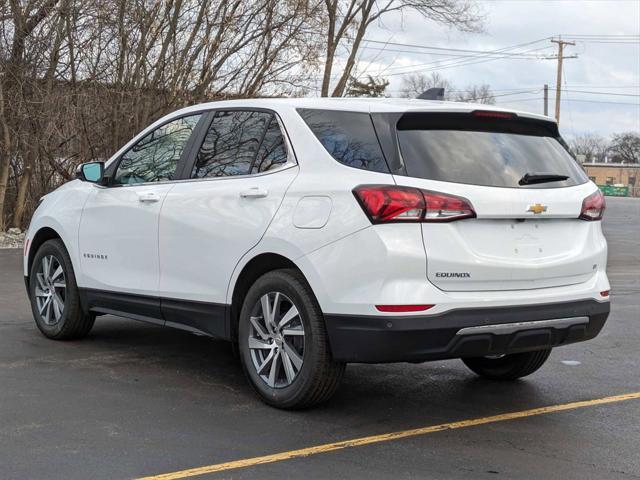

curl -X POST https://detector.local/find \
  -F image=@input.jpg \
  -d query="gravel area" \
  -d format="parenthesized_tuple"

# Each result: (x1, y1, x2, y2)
(0, 229, 25, 249)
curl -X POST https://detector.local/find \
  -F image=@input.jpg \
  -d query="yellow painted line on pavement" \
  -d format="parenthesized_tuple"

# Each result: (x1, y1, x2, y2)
(138, 391, 640, 480)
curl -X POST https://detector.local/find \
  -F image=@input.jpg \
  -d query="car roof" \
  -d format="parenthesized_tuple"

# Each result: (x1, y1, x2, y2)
(172, 97, 554, 123)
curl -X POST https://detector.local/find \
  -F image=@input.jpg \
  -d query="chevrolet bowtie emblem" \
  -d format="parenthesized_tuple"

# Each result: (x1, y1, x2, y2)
(527, 203, 548, 214)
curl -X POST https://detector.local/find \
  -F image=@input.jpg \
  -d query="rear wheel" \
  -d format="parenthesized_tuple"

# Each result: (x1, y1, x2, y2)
(238, 269, 345, 409)
(29, 239, 95, 340)
(462, 348, 552, 380)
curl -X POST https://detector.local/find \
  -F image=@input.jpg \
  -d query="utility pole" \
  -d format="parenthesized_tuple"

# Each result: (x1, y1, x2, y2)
(550, 38, 576, 125)
(543, 84, 549, 116)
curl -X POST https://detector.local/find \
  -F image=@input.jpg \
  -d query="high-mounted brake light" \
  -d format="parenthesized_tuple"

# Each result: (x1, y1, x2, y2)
(472, 110, 517, 120)
(353, 185, 476, 223)
(579, 190, 606, 221)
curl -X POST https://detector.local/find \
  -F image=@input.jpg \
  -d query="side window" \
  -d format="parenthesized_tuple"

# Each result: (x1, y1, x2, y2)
(192, 110, 272, 178)
(113, 115, 200, 185)
(251, 116, 289, 174)
(297, 108, 389, 173)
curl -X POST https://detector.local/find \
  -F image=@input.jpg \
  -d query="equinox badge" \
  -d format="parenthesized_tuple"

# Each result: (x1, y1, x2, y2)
(527, 203, 547, 214)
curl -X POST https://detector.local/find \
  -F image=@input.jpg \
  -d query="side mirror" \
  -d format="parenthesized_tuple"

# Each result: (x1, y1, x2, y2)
(76, 161, 105, 184)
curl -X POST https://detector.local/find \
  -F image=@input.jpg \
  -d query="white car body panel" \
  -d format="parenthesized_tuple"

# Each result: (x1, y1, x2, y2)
(24, 97, 610, 333)
(158, 166, 298, 303)
(77, 183, 175, 295)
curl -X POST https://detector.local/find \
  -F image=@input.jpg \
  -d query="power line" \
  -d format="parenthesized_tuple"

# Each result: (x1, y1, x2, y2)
(359, 37, 551, 56)
(558, 98, 640, 106)
(357, 37, 553, 77)
(382, 45, 553, 77)
(358, 46, 546, 59)
(549, 89, 640, 97)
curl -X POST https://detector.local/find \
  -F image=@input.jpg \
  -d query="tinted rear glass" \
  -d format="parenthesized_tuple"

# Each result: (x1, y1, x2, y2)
(396, 113, 588, 188)
(298, 109, 389, 173)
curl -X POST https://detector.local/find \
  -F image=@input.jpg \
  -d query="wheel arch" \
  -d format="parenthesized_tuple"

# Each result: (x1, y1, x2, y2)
(228, 252, 310, 344)
(27, 226, 63, 276)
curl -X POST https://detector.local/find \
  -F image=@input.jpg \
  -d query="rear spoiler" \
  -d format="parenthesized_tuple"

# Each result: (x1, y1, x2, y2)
(397, 111, 560, 138)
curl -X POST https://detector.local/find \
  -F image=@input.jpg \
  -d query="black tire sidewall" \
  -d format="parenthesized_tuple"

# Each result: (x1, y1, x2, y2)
(463, 349, 552, 380)
(29, 239, 81, 339)
(238, 270, 325, 407)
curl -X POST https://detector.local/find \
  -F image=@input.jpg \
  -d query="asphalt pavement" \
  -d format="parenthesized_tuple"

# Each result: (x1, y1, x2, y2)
(0, 196, 639, 480)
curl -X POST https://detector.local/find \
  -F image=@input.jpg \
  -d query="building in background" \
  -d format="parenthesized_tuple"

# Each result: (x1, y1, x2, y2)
(583, 163, 640, 197)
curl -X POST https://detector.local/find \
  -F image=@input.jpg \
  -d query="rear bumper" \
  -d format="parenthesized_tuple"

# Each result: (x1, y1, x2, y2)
(324, 299, 610, 363)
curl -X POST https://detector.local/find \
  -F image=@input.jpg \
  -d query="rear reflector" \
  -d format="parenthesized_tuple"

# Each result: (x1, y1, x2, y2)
(579, 190, 606, 221)
(600, 290, 610, 297)
(353, 185, 475, 223)
(376, 305, 434, 313)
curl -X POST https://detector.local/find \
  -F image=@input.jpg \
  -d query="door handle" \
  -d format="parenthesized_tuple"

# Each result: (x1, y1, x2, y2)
(137, 192, 161, 203)
(240, 187, 268, 199)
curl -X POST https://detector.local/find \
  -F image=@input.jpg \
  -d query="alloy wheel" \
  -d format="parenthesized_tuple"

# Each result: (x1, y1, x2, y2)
(34, 255, 66, 326)
(248, 292, 305, 388)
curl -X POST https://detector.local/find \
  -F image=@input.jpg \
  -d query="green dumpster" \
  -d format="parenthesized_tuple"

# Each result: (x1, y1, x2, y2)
(598, 185, 629, 197)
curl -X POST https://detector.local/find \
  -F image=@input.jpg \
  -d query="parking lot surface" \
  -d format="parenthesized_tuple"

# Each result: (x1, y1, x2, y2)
(1, 197, 639, 480)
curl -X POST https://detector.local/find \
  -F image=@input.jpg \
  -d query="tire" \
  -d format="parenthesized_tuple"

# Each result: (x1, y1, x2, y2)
(238, 269, 345, 409)
(29, 239, 95, 340)
(462, 349, 552, 380)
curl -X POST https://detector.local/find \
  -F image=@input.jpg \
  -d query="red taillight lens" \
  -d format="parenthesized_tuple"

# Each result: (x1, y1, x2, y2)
(422, 191, 476, 221)
(579, 190, 606, 221)
(353, 185, 475, 223)
(353, 185, 425, 222)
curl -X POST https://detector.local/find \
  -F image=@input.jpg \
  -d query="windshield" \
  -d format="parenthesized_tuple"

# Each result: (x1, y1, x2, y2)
(396, 113, 588, 189)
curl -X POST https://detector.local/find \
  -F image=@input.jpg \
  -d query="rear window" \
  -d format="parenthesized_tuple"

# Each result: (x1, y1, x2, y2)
(298, 109, 389, 173)
(396, 112, 588, 188)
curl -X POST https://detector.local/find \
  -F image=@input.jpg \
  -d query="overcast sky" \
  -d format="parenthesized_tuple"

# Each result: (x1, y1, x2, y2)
(358, 0, 640, 139)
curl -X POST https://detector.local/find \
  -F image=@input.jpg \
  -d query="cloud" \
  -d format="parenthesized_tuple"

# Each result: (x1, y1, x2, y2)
(359, 0, 640, 138)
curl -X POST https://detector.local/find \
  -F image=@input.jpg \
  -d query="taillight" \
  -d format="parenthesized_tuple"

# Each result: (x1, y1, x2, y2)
(579, 190, 605, 221)
(422, 191, 476, 221)
(353, 185, 475, 223)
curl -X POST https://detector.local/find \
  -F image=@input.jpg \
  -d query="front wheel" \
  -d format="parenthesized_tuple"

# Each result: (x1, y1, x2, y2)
(462, 348, 552, 380)
(238, 269, 345, 409)
(29, 239, 95, 340)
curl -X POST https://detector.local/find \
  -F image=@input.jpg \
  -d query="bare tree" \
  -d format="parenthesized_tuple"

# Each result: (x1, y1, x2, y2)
(318, 0, 481, 97)
(570, 134, 608, 163)
(455, 83, 494, 104)
(0, 0, 485, 229)
(609, 132, 640, 164)
(399, 72, 494, 104)
(400, 72, 454, 99)
(0, 0, 322, 229)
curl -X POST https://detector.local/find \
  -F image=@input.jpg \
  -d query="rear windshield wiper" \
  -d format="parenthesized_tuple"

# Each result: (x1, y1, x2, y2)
(519, 173, 569, 185)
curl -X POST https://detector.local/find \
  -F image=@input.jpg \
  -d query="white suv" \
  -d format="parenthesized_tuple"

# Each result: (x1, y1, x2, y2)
(24, 98, 610, 409)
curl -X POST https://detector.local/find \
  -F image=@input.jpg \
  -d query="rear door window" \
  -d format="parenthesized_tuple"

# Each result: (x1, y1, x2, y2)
(192, 111, 272, 178)
(396, 112, 588, 188)
(298, 109, 389, 173)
